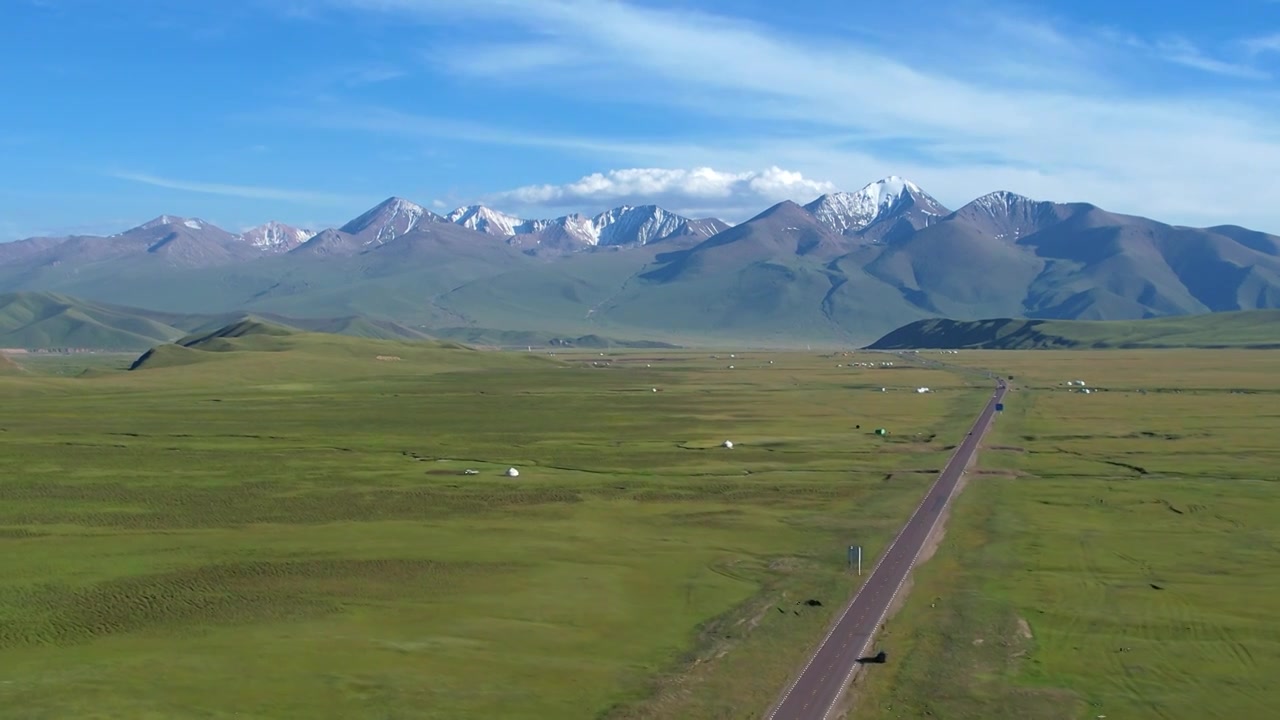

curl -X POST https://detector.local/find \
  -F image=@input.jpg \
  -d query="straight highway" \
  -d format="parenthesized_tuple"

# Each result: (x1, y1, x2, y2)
(767, 380, 1009, 720)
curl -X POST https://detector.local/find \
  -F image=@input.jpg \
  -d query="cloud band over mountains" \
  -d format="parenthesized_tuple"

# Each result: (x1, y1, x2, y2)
(486, 166, 836, 217)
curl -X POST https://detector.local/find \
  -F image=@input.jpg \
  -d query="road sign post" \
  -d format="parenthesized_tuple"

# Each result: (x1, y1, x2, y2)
(848, 545, 862, 575)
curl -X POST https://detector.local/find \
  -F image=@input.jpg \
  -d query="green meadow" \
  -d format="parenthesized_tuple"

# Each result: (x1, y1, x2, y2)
(854, 349, 1280, 720)
(0, 332, 987, 719)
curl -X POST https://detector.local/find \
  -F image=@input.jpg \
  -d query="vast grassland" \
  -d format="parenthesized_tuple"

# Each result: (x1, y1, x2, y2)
(854, 349, 1280, 720)
(0, 335, 988, 719)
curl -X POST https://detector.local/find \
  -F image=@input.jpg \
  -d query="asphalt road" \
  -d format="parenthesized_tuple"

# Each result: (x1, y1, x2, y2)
(767, 380, 1008, 720)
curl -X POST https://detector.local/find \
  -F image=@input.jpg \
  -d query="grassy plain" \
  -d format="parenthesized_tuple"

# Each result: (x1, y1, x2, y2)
(0, 334, 987, 719)
(854, 349, 1280, 720)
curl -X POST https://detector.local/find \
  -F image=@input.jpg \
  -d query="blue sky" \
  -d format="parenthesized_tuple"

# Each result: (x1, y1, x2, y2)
(3, 0, 1280, 240)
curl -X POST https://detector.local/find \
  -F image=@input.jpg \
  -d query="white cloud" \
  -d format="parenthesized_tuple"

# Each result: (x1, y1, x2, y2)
(489, 167, 834, 214)
(317, 0, 1280, 230)
(109, 171, 370, 205)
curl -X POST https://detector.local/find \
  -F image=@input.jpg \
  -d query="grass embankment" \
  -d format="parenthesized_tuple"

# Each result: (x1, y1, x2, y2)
(0, 335, 986, 719)
(868, 310, 1280, 350)
(853, 349, 1280, 720)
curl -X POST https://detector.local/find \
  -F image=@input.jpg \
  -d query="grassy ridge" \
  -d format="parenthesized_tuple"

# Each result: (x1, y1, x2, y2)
(867, 310, 1280, 350)
(0, 291, 439, 350)
(853, 349, 1280, 719)
(0, 339, 989, 718)
(0, 291, 191, 350)
(0, 291, 691, 351)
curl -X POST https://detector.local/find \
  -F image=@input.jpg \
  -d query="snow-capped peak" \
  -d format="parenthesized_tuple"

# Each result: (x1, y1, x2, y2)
(340, 196, 435, 245)
(593, 205, 686, 246)
(134, 215, 204, 231)
(971, 190, 1038, 215)
(141, 215, 180, 228)
(238, 221, 314, 252)
(446, 205, 529, 236)
(527, 205, 692, 247)
(805, 176, 939, 234)
(432, 202, 708, 247)
(957, 191, 1057, 242)
(869, 175, 920, 198)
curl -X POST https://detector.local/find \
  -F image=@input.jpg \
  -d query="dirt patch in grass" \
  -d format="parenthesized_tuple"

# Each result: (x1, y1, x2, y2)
(767, 556, 817, 574)
(602, 569, 790, 719)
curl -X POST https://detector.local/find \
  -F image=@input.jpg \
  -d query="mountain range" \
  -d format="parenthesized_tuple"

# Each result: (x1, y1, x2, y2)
(2, 176, 1278, 345)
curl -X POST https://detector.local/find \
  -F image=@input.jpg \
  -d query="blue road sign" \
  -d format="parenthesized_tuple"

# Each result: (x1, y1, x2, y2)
(996, 403, 1005, 412)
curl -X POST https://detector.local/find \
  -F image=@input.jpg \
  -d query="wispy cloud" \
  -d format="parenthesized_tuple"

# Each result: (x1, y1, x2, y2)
(340, 64, 407, 86)
(109, 171, 369, 205)
(314, 0, 1280, 229)
(1127, 36, 1269, 79)
(487, 166, 835, 216)
(431, 42, 581, 77)
(260, 105, 715, 160)
(1243, 33, 1280, 55)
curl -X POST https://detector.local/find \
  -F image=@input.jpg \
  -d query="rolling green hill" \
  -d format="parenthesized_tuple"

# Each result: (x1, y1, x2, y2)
(0, 291, 197, 350)
(127, 318, 547, 380)
(0, 291, 685, 351)
(867, 310, 1280, 350)
(0, 292, 441, 350)
(429, 326, 678, 349)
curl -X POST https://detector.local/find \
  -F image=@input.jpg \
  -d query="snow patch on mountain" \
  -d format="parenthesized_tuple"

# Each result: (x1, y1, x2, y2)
(446, 205, 532, 236)
(129, 215, 208, 233)
(441, 203, 710, 247)
(138, 215, 180, 230)
(958, 191, 1058, 241)
(971, 191, 1037, 216)
(805, 176, 940, 234)
(340, 197, 435, 245)
(594, 205, 688, 245)
(238, 221, 314, 251)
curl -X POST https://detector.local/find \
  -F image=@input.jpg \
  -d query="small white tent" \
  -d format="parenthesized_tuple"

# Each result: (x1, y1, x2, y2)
(505, 467, 520, 477)
(722, 440, 734, 449)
